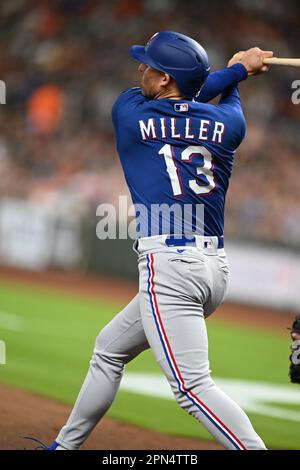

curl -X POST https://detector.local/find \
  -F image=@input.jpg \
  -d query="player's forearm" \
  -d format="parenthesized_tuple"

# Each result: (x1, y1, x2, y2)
(195, 63, 248, 103)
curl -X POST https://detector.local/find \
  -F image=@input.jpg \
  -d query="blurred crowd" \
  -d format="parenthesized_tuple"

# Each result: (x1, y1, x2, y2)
(0, 0, 299, 246)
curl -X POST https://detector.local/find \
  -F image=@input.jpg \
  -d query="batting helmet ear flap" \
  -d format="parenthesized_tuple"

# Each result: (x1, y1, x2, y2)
(131, 31, 210, 99)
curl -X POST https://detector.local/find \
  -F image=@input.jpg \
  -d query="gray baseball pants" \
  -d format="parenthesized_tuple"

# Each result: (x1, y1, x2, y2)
(56, 236, 266, 450)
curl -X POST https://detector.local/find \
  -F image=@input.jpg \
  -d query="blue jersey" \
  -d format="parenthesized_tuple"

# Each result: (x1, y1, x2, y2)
(112, 64, 247, 237)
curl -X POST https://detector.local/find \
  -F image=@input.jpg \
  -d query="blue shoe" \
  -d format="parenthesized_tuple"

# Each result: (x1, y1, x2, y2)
(47, 441, 59, 450)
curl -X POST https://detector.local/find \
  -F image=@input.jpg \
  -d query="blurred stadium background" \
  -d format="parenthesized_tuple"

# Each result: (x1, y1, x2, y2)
(0, 0, 300, 450)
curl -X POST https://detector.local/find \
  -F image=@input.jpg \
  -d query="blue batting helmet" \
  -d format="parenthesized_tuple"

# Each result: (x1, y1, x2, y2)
(130, 31, 210, 99)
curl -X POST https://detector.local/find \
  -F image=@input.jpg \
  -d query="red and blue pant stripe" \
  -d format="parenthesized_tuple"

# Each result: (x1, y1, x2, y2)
(146, 253, 246, 451)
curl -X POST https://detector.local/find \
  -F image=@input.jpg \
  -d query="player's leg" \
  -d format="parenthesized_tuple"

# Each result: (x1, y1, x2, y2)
(138, 250, 266, 450)
(56, 294, 149, 450)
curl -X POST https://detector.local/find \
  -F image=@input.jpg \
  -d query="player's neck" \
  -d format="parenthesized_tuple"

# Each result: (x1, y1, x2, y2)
(154, 89, 184, 100)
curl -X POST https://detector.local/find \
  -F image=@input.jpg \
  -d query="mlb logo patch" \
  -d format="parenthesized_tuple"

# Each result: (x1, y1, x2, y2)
(174, 103, 189, 112)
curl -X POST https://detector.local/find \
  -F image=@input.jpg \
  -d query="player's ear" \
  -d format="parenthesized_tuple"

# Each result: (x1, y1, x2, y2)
(161, 73, 171, 87)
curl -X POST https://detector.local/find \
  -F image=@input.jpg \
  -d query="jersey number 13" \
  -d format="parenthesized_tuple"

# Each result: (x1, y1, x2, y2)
(158, 144, 216, 197)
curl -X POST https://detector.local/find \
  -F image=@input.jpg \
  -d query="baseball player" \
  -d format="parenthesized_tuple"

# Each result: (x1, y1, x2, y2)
(43, 32, 274, 450)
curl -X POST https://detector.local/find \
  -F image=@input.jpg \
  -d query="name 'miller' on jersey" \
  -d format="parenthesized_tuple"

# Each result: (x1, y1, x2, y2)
(138, 117, 225, 143)
(112, 87, 246, 238)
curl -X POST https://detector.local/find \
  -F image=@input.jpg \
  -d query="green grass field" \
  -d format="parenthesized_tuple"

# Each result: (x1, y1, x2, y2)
(0, 280, 299, 449)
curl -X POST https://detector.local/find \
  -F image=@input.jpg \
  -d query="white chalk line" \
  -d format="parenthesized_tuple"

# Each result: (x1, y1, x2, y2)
(121, 372, 300, 423)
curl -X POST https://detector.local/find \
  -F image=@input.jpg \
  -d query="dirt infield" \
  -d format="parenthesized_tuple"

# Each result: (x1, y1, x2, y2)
(0, 383, 220, 450)
(0, 265, 293, 450)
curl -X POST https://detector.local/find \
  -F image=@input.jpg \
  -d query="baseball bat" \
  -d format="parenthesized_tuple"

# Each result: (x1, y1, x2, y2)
(263, 58, 300, 67)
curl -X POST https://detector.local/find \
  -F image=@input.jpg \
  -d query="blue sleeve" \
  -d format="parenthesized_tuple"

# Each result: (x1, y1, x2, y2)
(196, 63, 248, 103)
(218, 83, 242, 107)
(217, 83, 247, 144)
